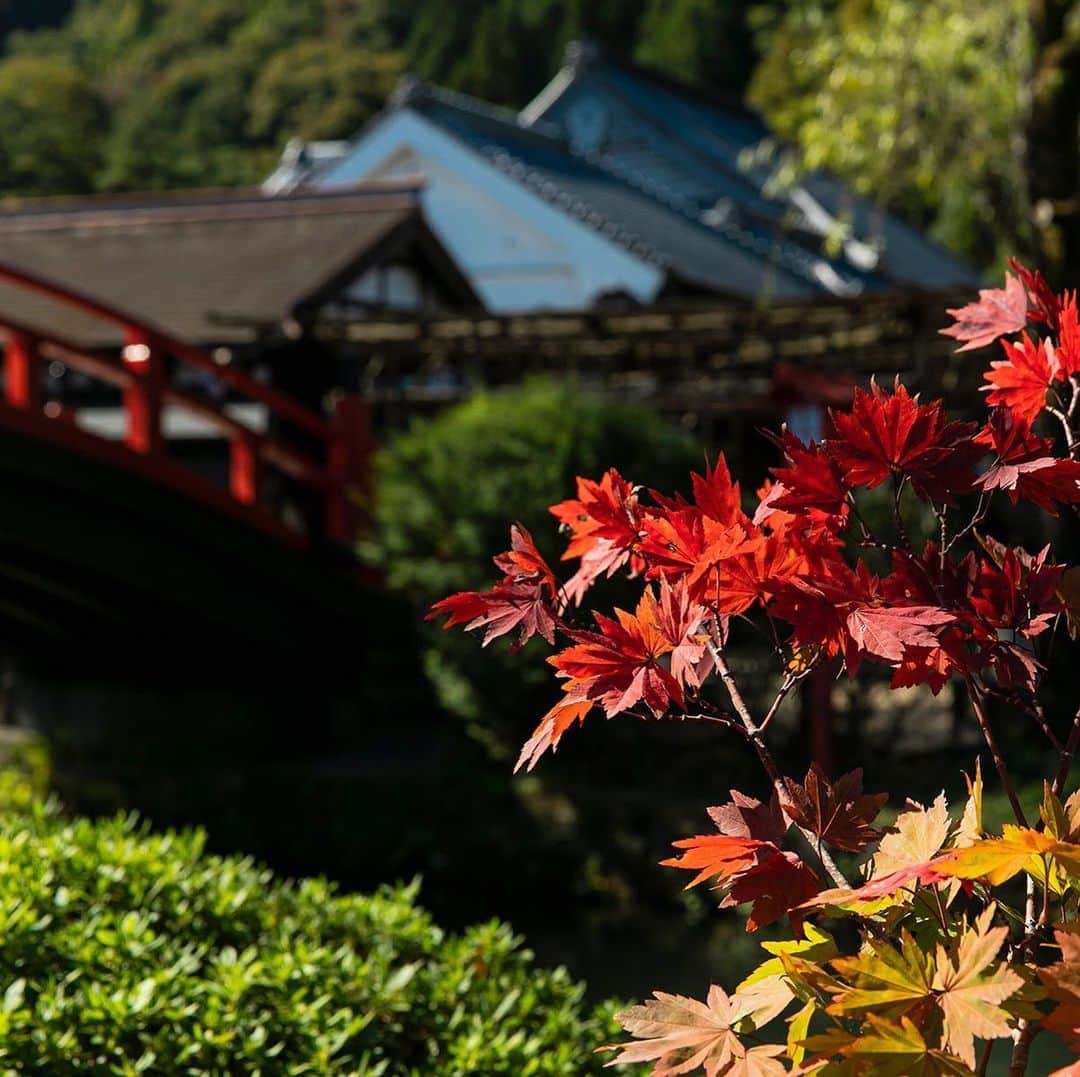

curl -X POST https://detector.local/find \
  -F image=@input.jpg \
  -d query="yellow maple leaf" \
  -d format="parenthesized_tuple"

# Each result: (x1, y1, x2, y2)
(938, 825, 1059, 885)
(931, 908, 1022, 1068)
(828, 911, 1021, 1070)
(870, 793, 952, 879)
(843, 1014, 972, 1076)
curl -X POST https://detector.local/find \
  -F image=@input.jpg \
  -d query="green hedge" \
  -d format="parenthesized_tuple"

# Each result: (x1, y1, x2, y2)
(0, 801, 630, 1075)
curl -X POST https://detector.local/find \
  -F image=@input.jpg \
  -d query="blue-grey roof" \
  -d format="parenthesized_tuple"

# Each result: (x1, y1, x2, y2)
(384, 79, 889, 300)
(270, 45, 978, 302)
(520, 43, 980, 291)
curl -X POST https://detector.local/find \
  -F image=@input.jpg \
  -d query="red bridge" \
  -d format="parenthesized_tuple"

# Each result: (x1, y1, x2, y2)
(0, 263, 386, 681)
(0, 260, 371, 549)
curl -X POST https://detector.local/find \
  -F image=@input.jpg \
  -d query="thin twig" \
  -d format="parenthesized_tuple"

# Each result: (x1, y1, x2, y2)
(705, 633, 850, 890)
(675, 712, 747, 735)
(1052, 706, 1080, 797)
(965, 677, 1028, 827)
(945, 493, 989, 554)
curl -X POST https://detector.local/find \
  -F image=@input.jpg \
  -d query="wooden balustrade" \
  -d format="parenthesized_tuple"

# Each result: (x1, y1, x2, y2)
(0, 261, 368, 548)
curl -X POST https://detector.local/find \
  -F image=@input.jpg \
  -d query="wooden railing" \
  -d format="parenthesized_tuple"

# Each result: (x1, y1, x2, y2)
(0, 261, 370, 547)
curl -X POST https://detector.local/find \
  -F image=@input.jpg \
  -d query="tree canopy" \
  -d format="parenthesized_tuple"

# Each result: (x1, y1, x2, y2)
(749, 0, 1033, 272)
(0, 0, 771, 194)
(1, 0, 1076, 274)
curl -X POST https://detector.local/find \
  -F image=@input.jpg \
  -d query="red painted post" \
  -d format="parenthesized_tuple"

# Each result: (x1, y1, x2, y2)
(122, 328, 163, 455)
(325, 394, 374, 544)
(229, 432, 261, 507)
(4, 331, 41, 412)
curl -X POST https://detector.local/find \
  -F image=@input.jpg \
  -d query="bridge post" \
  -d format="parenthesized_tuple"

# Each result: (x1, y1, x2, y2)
(326, 394, 373, 545)
(229, 433, 262, 507)
(122, 329, 163, 455)
(4, 331, 41, 413)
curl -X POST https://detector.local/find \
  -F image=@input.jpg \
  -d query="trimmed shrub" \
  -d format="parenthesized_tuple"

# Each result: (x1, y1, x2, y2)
(0, 802, 629, 1074)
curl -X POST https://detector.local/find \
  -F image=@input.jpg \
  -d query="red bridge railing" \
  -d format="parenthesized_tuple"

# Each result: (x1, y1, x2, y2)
(0, 261, 370, 547)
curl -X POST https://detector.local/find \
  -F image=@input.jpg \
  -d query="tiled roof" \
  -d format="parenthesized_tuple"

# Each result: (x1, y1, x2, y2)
(521, 42, 979, 290)
(267, 45, 978, 302)
(382, 79, 875, 299)
(0, 182, 451, 345)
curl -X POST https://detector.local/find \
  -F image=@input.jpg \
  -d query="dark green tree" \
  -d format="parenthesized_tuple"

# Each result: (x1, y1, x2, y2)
(749, 0, 1033, 270)
(0, 55, 104, 195)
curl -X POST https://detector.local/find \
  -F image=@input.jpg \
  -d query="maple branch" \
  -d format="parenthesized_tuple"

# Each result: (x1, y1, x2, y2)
(760, 667, 819, 735)
(1008, 1020, 1036, 1077)
(1051, 705, 1080, 797)
(945, 493, 989, 554)
(891, 474, 912, 549)
(981, 687, 1064, 751)
(1047, 403, 1080, 456)
(1009, 873, 1041, 1077)
(935, 507, 948, 575)
(975, 1040, 993, 1077)
(965, 677, 1029, 828)
(674, 711, 747, 735)
(1027, 698, 1065, 752)
(704, 633, 850, 890)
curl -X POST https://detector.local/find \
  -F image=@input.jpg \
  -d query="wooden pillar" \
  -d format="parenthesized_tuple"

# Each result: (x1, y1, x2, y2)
(802, 661, 836, 776)
(325, 394, 374, 545)
(122, 329, 163, 455)
(4, 332, 40, 412)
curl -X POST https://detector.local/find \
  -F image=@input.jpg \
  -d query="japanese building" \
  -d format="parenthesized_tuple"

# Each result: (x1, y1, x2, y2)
(267, 41, 979, 314)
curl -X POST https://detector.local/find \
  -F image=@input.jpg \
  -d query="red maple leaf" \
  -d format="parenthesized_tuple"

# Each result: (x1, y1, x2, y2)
(883, 542, 979, 610)
(979, 456, 1080, 514)
(691, 454, 746, 525)
(652, 576, 715, 690)
(828, 380, 980, 505)
(515, 691, 593, 773)
(661, 833, 772, 888)
(983, 332, 1060, 426)
(889, 638, 966, 695)
(707, 790, 787, 844)
(973, 409, 1080, 512)
(428, 525, 560, 649)
(781, 765, 887, 853)
(1059, 291, 1080, 376)
(550, 590, 683, 716)
(845, 604, 957, 665)
(802, 858, 956, 908)
(763, 430, 849, 518)
(492, 524, 558, 591)
(719, 850, 820, 931)
(1010, 258, 1062, 328)
(941, 271, 1029, 351)
(639, 508, 732, 582)
(693, 531, 804, 616)
(549, 469, 643, 601)
(429, 584, 558, 649)
(970, 544, 1064, 641)
(770, 556, 878, 664)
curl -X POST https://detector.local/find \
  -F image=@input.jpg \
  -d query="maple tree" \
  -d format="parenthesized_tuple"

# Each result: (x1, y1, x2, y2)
(432, 265, 1080, 1075)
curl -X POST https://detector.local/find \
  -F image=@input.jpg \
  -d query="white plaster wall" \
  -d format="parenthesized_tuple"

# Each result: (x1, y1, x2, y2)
(318, 112, 663, 312)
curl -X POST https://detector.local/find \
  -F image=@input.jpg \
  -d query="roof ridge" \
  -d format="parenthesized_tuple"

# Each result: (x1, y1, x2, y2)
(0, 180, 422, 219)
(392, 76, 564, 139)
(0, 186, 421, 231)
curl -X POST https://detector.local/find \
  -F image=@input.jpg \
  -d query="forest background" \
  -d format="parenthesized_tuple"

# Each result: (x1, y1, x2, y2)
(0, 0, 1076, 276)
